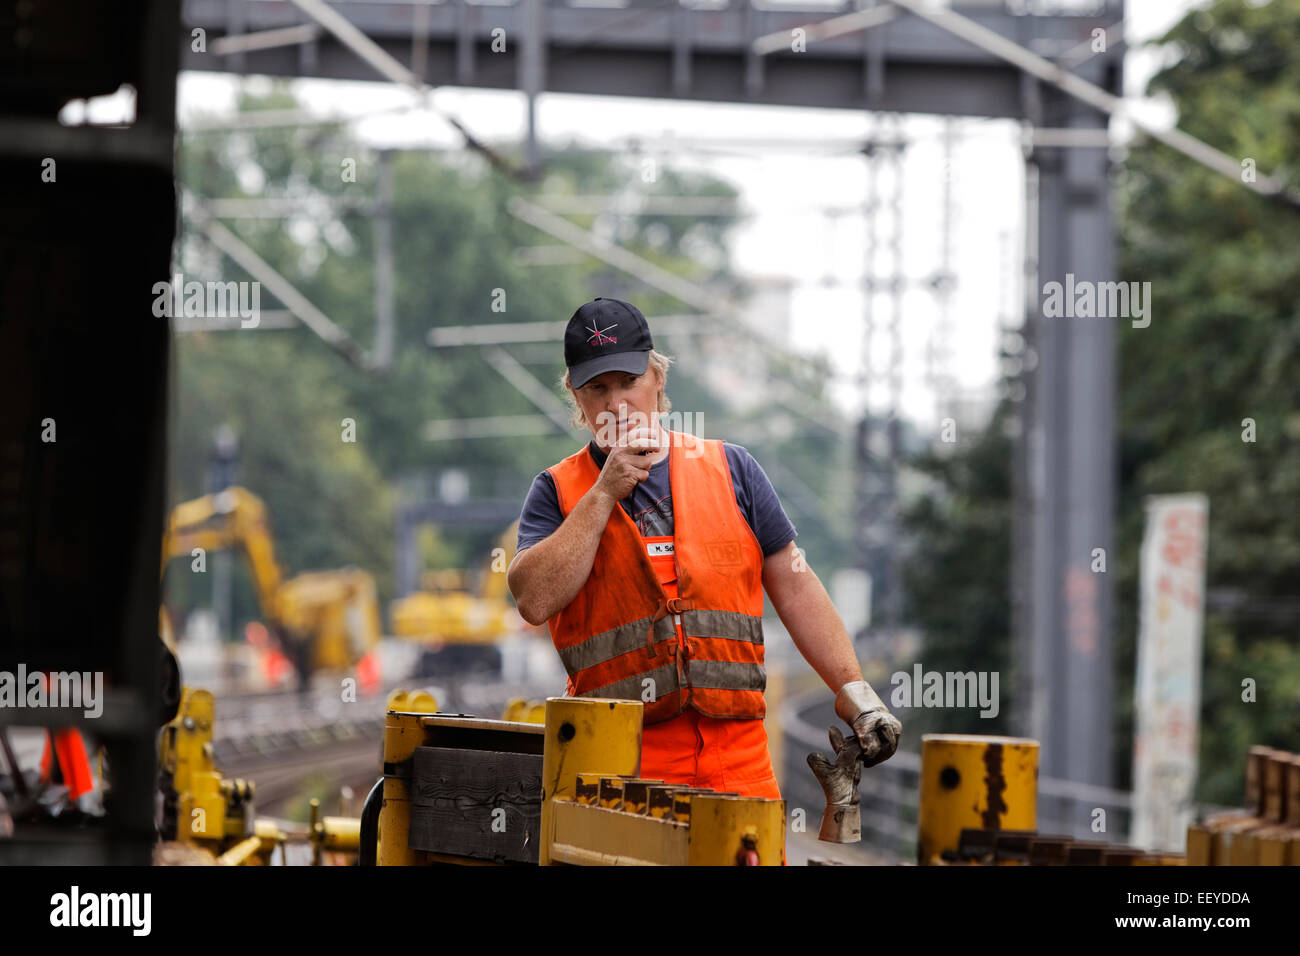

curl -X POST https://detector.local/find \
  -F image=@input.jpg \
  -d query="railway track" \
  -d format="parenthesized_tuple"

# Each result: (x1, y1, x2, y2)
(206, 676, 559, 821)
(224, 739, 382, 814)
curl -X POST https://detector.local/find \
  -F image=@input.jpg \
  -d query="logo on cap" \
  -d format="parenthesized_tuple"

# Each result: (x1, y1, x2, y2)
(586, 322, 619, 346)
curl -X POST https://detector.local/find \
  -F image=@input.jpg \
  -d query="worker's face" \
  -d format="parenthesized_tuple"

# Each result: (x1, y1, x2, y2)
(576, 366, 664, 451)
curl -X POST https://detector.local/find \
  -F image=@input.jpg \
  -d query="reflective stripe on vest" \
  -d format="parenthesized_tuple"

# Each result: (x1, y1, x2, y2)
(557, 614, 676, 674)
(688, 660, 767, 692)
(682, 608, 763, 643)
(584, 663, 681, 703)
(545, 430, 768, 722)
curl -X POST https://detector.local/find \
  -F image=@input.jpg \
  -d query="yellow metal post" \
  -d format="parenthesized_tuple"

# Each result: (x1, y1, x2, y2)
(539, 697, 643, 866)
(687, 794, 786, 866)
(165, 688, 229, 847)
(378, 711, 426, 866)
(918, 734, 1039, 865)
(216, 835, 265, 866)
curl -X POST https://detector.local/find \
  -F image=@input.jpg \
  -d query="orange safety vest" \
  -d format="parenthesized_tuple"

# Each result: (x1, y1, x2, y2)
(546, 429, 767, 722)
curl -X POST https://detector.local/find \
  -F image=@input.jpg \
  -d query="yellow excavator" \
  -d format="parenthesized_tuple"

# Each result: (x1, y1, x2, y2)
(160, 486, 382, 684)
(389, 521, 528, 676)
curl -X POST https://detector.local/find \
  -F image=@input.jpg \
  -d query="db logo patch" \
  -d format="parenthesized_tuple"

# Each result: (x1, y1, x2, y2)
(706, 541, 743, 567)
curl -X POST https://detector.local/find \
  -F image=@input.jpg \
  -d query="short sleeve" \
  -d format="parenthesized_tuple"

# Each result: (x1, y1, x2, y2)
(516, 470, 564, 553)
(723, 443, 798, 558)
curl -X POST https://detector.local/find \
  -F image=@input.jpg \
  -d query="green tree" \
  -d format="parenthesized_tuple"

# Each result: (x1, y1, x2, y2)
(1115, 0, 1300, 804)
(897, 0, 1300, 804)
(898, 393, 1019, 739)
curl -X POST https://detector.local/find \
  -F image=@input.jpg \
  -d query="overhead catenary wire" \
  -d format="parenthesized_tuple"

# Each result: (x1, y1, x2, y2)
(504, 193, 847, 437)
(188, 200, 374, 371)
(882, 0, 1300, 211)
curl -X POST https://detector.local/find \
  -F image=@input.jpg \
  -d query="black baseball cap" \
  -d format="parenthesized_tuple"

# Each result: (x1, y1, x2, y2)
(564, 297, 654, 389)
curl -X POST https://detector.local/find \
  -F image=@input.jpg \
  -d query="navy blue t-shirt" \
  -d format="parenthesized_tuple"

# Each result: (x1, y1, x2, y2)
(515, 440, 797, 558)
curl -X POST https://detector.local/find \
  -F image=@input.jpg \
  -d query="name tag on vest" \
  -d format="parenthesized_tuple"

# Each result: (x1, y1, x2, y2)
(646, 540, 675, 557)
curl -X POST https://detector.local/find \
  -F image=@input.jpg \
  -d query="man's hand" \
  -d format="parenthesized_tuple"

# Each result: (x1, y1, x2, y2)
(835, 680, 901, 768)
(592, 405, 664, 502)
(806, 725, 863, 842)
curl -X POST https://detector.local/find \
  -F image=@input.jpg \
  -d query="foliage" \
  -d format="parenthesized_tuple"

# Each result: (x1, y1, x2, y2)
(898, 0, 1300, 804)
(1115, 0, 1300, 803)
(898, 397, 1018, 739)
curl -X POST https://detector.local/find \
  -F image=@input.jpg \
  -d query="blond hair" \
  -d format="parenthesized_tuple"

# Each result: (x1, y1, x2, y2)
(559, 348, 674, 431)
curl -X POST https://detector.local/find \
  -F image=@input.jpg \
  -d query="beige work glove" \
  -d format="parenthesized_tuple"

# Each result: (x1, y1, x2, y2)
(835, 679, 901, 768)
(807, 725, 864, 842)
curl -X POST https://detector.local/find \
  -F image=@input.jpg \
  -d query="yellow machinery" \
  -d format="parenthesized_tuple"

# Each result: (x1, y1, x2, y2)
(308, 797, 360, 866)
(157, 686, 283, 865)
(917, 734, 1038, 865)
(276, 568, 381, 674)
(386, 688, 440, 715)
(501, 698, 546, 723)
(157, 686, 363, 865)
(160, 485, 382, 678)
(367, 696, 786, 866)
(390, 521, 525, 673)
(917, 734, 1190, 865)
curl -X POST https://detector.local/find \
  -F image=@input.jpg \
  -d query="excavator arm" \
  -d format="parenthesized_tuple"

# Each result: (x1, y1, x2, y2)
(160, 486, 381, 680)
(160, 486, 285, 620)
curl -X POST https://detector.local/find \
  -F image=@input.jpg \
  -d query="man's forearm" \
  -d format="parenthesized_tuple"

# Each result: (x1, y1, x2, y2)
(771, 568, 863, 695)
(767, 550, 900, 771)
(508, 485, 617, 625)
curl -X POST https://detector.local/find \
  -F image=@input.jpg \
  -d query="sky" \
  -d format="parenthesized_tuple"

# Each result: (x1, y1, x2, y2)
(80, 0, 1212, 429)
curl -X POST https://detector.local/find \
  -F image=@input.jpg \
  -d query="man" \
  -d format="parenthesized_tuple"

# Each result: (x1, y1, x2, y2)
(507, 297, 900, 822)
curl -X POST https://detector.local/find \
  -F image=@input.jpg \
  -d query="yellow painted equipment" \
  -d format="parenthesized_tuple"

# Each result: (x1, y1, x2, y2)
(501, 698, 546, 723)
(160, 485, 382, 677)
(543, 698, 783, 865)
(216, 820, 285, 866)
(915, 734, 1183, 865)
(538, 697, 643, 865)
(309, 797, 361, 865)
(390, 521, 525, 649)
(157, 685, 373, 866)
(158, 686, 284, 865)
(373, 697, 786, 866)
(917, 734, 1038, 865)
(276, 569, 382, 673)
(375, 709, 544, 866)
(386, 688, 440, 714)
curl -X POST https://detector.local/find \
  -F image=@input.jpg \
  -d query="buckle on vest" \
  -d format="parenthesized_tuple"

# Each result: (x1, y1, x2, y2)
(647, 599, 669, 656)
(666, 597, 692, 614)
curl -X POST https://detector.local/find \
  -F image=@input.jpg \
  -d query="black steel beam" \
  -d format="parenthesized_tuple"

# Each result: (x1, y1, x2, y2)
(180, 0, 1118, 118)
